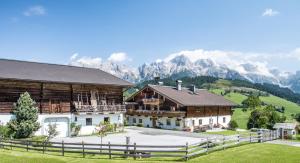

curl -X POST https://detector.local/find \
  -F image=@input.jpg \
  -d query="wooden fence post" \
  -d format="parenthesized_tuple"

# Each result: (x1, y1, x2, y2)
(10, 138, 12, 150)
(82, 141, 85, 158)
(206, 138, 209, 154)
(258, 131, 262, 143)
(249, 133, 252, 143)
(26, 140, 29, 151)
(237, 134, 240, 144)
(185, 142, 188, 161)
(109, 142, 112, 159)
(133, 142, 136, 160)
(43, 141, 45, 154)
(223, 135, 225, 150)
(125, 136, 130, 158)
(62, 140, 64, 156)
(0, 138, 2, 149)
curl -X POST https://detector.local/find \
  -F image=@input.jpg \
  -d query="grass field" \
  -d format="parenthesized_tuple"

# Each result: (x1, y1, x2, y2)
(203, 130, 250, 136)
(1, 143, 299, 163)
(211, 89, 300, 129)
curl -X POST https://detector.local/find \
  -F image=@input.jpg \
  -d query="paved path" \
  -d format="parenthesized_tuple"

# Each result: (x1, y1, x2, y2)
(266, 140, 300, 147)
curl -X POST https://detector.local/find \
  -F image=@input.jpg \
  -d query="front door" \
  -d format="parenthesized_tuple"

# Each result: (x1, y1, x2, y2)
(152, 117, 157, 128)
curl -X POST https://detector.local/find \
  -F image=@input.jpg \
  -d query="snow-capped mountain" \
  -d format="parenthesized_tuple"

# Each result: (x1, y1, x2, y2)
(69, 51, 300, 93)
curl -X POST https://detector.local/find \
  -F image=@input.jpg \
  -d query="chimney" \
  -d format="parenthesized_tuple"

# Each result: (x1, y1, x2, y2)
(190, 84, 196, 94)
(176, 80, 182, 91)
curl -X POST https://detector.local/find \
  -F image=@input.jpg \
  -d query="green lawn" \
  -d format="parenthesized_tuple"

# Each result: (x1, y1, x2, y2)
(1, 144, 300, 163)
(211, 89, 300, 129)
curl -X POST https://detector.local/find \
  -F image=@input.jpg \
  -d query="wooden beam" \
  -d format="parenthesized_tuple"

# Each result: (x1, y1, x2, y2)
(39, 83, 43, 114)
(70, 84, 73, 113)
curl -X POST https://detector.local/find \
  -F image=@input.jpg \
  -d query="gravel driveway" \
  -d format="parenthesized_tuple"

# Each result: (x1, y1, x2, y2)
(51, 126, 222, 146)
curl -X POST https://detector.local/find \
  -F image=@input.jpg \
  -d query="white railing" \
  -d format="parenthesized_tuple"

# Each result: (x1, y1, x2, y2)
(75, 104, 126, 113)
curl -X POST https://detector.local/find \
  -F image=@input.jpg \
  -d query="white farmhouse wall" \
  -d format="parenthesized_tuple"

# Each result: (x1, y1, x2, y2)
(73, 113, 123, 135)
(0, 114, 14, 124)
(127, 115, 231, 131)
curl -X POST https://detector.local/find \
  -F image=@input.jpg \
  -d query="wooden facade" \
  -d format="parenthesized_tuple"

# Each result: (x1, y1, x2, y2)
(0, 79, 125, 114)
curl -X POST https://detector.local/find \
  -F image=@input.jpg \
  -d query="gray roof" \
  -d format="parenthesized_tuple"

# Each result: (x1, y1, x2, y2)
(273, 123, 297, 130)
(0, 59, 133, 87)
(143, 84, 236, 106)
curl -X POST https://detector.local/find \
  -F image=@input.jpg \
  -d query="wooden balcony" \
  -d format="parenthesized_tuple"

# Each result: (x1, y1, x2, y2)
(126, 109, 186, 117)
(142, 98, 163, 105)
(74, 104, 126, 114)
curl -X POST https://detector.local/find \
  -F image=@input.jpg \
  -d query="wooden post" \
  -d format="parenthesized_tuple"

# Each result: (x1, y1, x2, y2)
(223, 135, 225, 150)
(258, 131, 262, 143)
(125, 137, 130, 158)
(108, 142, 112, 159)
(237, 134, 240, 144)
(250, 133, 252, 143)
(185, 142, 188, 161)
(43, 141, 45, 154)
(133, 142, 136, 160)
(62, 140, 64, 156)
(206, 138, 209, 154)
(26, 140, 29, 151)
(82, 141, 85, 158)
(10, 138, 12, 150)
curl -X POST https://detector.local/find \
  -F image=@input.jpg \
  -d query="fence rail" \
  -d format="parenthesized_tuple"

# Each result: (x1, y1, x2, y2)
(0, 130, 279, 161)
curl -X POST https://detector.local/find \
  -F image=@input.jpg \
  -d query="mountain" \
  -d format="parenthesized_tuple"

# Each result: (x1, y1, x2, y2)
(69, 53, 300, 93)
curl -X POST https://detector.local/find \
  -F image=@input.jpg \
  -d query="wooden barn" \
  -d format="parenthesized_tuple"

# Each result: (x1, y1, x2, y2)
(126, 80, 236, 131)
(0, 59, 132, 137)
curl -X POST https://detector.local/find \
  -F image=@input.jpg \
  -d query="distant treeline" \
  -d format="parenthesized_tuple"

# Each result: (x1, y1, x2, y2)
(134, 76, 300, 104)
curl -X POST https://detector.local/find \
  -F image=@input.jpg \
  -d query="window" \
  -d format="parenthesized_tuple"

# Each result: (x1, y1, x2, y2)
(104, 117, 110, 123)
(192, 120, 195, 126)
(139, 119, 143, 123)
(86, 118, 92, 126)
(223, 117, 226, 123)
(75, 116, 77, 122)
(133, 118, 136, 123)
(166, 119, 171, 126)
(175, 120, 180, 127)
(199, 119, 202, 125)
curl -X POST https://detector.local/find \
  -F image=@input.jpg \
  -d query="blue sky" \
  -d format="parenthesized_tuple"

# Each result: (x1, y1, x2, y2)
(0, 0, 300, 72)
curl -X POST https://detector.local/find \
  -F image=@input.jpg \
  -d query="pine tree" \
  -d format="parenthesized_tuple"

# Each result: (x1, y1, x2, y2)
(7, 92, 40, 138)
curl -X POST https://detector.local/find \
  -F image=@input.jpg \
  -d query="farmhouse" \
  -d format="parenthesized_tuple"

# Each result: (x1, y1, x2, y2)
(0, 59, 132, 137)
(126, 81, 236, 131)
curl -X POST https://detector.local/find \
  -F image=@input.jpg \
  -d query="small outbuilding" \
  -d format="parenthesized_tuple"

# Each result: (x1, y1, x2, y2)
(273, 123, 297, 139)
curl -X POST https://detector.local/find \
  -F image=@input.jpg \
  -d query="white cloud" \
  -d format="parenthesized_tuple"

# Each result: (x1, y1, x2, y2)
(69, 53, 102, 68)
(289, 48, 300, 61)
(262, 8, 279, 17)
(108, 52, 130, 63)
(23, 5, 46, 16)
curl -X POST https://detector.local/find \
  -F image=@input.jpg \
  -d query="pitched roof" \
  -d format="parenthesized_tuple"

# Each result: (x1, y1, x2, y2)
(273, 123, 297, 130)
(145, 84, 236, 106)
(0, 59, 133, 87)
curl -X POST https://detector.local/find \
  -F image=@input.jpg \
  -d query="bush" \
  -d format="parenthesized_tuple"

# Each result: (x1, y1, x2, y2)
(137, 124, 143, 127)
(228, 120, 238, 130)
(30, 136, 48, 147)
(70, 122, 81, 137)
(294, 113, 300, 123)
(0, 124, 10, 138)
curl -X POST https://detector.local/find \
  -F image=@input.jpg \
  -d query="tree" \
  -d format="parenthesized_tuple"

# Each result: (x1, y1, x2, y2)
(294, 113, 300, 123)
(242, 95, 262, 110)
(7, 92, 40, 138)
(46, 123, 59, 141)
(247, 105, 286, 129)
(228, 120, 238, 130)
(96, 121, 114, 153)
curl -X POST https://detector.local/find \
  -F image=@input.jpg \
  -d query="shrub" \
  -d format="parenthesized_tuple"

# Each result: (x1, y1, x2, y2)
(294, 113, 300, 123)
(30, 136, 48, 147)
(70, 122, 81, 137)
(228, 120, 238, 130)
(0, 124, 10, 138)
(46, 123, 59, 141)
(137, 124, 143, 127)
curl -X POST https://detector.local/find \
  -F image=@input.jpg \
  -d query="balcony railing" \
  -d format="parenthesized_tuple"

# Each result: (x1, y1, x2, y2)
(126, 109, 186, 117)
(75, 104, 126, 113)
(142, 98, 163, 105)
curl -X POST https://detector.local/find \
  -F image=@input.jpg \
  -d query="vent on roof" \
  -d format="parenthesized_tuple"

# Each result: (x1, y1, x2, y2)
(190, 84, 196, 94)
(176, 80, 182, 91)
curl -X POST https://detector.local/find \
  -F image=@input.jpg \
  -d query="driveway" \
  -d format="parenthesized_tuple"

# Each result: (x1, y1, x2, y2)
(52, 126, 223, 146)
(266, 140, 300, 147)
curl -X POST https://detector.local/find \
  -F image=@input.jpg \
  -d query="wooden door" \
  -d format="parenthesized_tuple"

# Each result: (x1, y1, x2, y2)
(152, 117, 157, 128)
